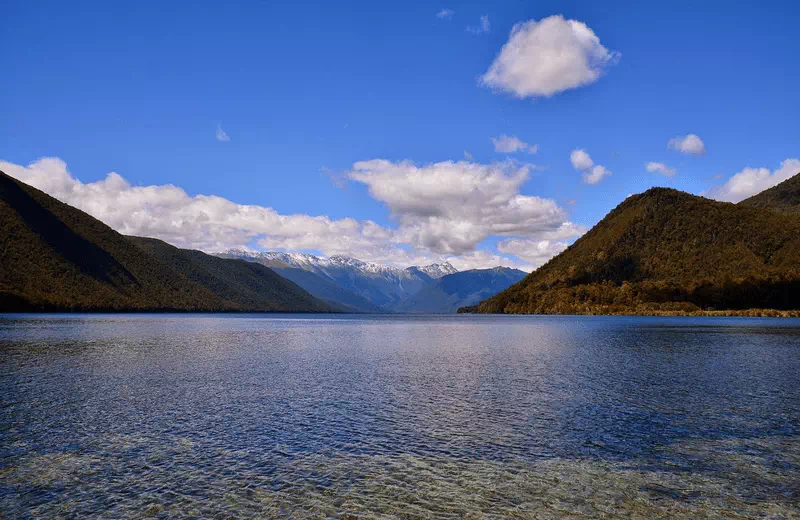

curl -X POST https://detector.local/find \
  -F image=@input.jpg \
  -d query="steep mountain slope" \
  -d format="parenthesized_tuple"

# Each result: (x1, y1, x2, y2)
(739, 171, 800, 214)
(395, 267, 527, 313)
(220, 250, 455, 309)
(127, 237, 331, 312)
(411, 262, 458, 279)
(269, 266, 385, 313)
(0, 171, 329, 312)
(472, 187, 800, 314)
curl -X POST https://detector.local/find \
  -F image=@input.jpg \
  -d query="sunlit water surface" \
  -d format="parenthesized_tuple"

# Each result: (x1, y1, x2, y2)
(1, 314, 799, 519)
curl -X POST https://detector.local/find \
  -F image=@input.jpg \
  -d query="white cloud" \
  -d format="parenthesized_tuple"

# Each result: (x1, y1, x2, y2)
(1, 157, 402, 262)
(491, 135, 538, 154)
(535, 221, 588, 240)
(497, 238, 569, 267)
(584, 165, 610, 185)
(467, 15, 490, 34)
(707, 158, 800, 202)
(1, 157, 583, 271)
(481, 15, 619, 98)
(436, 9, 454, 19)
(645, 161, 676, 177)
(216, 125, 230, 142)
(348, 159, 583, 255)
(446, 249, 534, 272)
(667, 134, 705, 156)
(570, 149, 593, 171)
(570, 149, 610, 184)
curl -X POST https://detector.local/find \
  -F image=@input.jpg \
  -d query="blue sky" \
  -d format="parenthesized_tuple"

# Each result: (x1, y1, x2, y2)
(2, 0, 799, 270)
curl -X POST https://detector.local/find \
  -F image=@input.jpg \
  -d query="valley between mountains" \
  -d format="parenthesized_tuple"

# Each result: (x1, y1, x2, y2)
(3, 168, 800, 315)
(0, 170, 524, 313)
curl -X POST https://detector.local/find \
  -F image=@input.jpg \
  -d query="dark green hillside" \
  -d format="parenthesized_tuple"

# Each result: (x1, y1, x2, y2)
(127, 237, 331, 312)
(0, 171, 329, 312)
(739, 171, 800, 215)
(474, 187, 800, 315)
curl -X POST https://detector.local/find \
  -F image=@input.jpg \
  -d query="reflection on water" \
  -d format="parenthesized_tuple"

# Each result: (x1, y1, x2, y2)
(1, 314, 799, 518)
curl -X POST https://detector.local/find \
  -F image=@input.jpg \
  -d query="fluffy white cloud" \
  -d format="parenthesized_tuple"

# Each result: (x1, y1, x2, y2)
(1, 157, 583, 270)
(216, 125, 230, 142)
(497, 238, 570, 267)
(583, 165, 610, 185)
(446, 249, 534, 272)
(570, 149, 610, 184)
(436, 9, 454, 19)
(481, 15, 619, 98)
(1, 157, 401, 261)
(535, 221, 588, 240)
(707, 158, 800, 202)
(491, 135, 538, 154)
(645, 161, 676, 177)
(667, 134, 705, 156)
(466, 15, 490, 34)
(348, 159, 583, 254)
(570, 149, 593, 171)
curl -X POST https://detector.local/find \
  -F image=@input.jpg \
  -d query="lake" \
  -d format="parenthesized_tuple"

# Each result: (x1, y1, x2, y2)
(1, 314, 798, 518)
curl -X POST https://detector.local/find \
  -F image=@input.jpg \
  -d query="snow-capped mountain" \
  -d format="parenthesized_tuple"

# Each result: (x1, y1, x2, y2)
(218, 250, 458, 309)
(221, 250, 456, 279)
(415, 262, 458, 279)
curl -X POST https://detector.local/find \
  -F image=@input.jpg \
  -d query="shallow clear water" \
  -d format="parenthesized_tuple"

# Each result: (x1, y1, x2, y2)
(1, 314, 799, 518)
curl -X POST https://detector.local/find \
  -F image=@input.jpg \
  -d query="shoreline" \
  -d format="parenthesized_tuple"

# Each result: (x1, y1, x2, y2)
(459, 307, 800, 318)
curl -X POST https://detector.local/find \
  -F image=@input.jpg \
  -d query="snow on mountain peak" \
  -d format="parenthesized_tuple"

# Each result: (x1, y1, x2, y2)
(219, 250, 458, 279)
(415, 262, 458, 279)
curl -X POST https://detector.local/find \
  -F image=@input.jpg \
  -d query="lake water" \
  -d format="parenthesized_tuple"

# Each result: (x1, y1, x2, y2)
(1, 314, 798, 518)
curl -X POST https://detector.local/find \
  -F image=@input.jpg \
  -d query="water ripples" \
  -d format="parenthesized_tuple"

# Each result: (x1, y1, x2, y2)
(1, 314, 799, 518)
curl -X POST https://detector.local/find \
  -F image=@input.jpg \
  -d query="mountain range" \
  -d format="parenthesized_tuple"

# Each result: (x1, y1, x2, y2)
(218, 250, 525, 313)
(394, 267, 527, 313)
(8, 162, 799, 316)
(467, 171, 800, 315)
(0, 170, 524, 313)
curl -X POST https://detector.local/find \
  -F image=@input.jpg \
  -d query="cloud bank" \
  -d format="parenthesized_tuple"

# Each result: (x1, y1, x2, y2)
(1, 157, 585, 271)
(348, 159, 583, 255)
(481, 15, 619, 98)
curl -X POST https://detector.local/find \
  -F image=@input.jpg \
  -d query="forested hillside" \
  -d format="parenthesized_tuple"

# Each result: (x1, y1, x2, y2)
(472, 184, 800, 315)
(0, 171, 330, 312)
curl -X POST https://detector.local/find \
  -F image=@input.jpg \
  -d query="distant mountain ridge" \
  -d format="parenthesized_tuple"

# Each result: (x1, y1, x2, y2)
(218, 250, 526, 313)
(218, 249, 461, 311)
(0, 169, 522, 314)
(221, 249, 457, 279)
(261, 267, 385, 313)
(469, 179, 800, 315)
(395, 267, 527, 314)
(0, 171, 330, 313)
